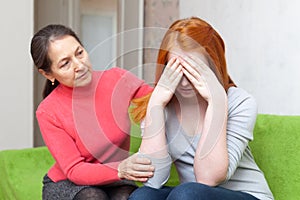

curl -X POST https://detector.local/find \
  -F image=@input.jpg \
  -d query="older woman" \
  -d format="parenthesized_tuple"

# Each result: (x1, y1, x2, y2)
(31, 24, 154, 200)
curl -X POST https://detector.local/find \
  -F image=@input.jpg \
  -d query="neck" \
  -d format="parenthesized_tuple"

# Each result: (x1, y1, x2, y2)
(172, 95, 207, 136)
(172, 94, 208, 119)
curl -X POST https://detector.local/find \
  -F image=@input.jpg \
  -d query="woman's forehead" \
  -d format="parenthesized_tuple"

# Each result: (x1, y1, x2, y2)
(48, 36, 80, 61)
(167, 48, 209, 65)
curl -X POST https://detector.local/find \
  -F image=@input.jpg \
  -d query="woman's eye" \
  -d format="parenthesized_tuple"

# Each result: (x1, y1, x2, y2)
(77, 50, 84, 57)
(60, 61, 69, 68)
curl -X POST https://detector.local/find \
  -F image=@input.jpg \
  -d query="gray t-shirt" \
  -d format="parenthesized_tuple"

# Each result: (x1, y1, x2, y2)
(143, 87, 274, 200)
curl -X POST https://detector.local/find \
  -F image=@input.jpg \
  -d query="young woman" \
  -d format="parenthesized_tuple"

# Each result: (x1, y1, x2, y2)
(30, 24, 154, 200)
(129, 17, 274, 200)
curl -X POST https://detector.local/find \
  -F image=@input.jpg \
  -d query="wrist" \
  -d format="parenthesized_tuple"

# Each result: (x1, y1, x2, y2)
(150, 87, 171, 107)
(117, 164, 123, 179)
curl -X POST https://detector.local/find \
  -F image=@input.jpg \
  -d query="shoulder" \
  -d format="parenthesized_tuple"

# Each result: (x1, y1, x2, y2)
(98, 67, 141, 82)
(103, 67, 128, 76)
(36, 94, 58, 123)
(36, 87, 66, 120)
(93, 67, 126, 78)
(226, 87, 258, 140)
(36, 89, 58, 113)
(227, 87, 257, 116)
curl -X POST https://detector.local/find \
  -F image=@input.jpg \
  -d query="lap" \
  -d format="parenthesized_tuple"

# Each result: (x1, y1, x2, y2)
(42, 174, 88, 200)
(74, 185, 137, 200)
(167, 182, 259, 200)
(129, 182, 259, 200)
(128, 186, 173, 200)
(42, 174, 137, 200)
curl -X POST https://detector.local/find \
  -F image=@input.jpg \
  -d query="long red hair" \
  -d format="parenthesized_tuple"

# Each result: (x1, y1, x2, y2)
(131, 17, 236, 122)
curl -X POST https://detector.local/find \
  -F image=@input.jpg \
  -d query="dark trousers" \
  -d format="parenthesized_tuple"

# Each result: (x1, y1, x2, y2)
(128, 182, 259, 200)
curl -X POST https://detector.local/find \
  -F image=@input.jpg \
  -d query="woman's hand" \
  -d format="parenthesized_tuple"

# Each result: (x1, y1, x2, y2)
(153, 57, 183, 106)
(179, 54, 228, 169)
(138, 58, 182, 159)
(118, 153, 155, 182)
(179, 55, 225, 103)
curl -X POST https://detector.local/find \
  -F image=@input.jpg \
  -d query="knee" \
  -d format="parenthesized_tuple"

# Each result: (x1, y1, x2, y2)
(129, 186, 171, 200)
(128, 187, 154, 200)
(74, 187, 109, 200)
(167, 182, 211, 200)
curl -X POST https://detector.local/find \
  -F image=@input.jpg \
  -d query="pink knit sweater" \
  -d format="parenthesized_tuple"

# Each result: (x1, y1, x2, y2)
(36, 68, 152, 185)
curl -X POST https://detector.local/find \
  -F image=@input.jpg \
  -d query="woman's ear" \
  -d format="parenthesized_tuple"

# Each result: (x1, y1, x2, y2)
(38, 69, 55, 83)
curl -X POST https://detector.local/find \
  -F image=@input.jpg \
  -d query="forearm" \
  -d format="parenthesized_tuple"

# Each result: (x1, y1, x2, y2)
(194, 94, 229, 186)
(139, 110, 172, 188)
(138, 152, 172, 188)
(138, 60, 182, 187)
(139, 91, 168, 157)
(65, 161, 120, 185)
(139, 90, 172, 188)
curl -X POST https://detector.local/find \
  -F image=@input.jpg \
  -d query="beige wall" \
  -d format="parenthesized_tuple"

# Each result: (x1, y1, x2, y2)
(143, 0, 179, 85)
(81, 0, 117, 13)
(0, 0, 34, 150)
(34, 0, 81, 146)
(33, 0, 144, 146)
(180, 0, 300, 115)
(0, 0, 178, 150)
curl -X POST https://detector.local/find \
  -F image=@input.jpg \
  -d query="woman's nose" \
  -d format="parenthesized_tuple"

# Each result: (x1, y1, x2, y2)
(180, 76, 190, 87)
(73, 58, 84, 71)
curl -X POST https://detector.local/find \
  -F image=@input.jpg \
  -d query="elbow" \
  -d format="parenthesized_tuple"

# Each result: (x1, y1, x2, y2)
(66, 169, 82, 185)
(195, 164, 228, 187)
(196, 170, 227, 186)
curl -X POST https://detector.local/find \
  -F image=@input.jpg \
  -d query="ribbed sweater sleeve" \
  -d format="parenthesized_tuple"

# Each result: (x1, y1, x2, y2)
(225, 87, 258, 181)
(37, 107, 121, 185)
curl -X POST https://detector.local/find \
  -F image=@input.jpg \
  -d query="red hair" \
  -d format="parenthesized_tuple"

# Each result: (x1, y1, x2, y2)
(131, 17, 236, 122)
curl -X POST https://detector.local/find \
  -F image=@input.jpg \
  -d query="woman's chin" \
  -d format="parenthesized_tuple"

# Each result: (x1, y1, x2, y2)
(74, 73, 93, 87)
(176, 90, 197, 99)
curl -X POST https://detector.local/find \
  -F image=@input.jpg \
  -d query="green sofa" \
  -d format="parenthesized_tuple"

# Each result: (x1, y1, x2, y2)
(0, 114, 299, 200)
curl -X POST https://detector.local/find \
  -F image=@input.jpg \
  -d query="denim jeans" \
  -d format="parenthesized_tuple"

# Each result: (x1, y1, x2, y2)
(128, 182, 259, 200)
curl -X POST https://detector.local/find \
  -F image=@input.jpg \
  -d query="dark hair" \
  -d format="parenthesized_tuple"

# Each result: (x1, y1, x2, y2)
(30, 24, 83, 98)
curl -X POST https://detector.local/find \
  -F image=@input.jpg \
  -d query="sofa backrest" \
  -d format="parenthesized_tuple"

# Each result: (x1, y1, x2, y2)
(250, 114, 300, 200)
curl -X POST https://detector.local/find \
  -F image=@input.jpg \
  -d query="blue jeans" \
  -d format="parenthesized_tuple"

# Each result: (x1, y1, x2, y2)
(128, 182, 259, 200)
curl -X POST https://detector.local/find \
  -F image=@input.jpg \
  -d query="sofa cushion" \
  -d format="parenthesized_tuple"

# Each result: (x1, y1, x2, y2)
(0, 146, 54, 200)
(250, 114, 300, 200)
